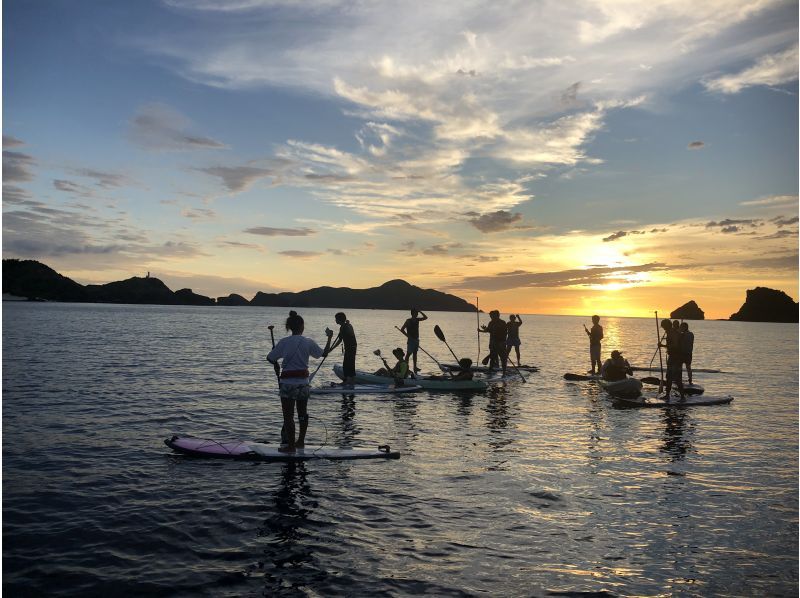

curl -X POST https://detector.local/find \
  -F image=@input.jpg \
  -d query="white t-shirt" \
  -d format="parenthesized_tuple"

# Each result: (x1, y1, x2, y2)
(267, 334, 325, 385)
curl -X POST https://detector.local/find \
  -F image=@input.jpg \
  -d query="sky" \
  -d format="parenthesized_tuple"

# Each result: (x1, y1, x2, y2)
(3, 0, 798, 318)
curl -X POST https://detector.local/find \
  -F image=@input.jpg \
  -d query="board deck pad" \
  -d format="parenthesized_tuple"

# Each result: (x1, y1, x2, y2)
(165, 435, 400, 460)
(311, 383, 421, 395)
(613, 394, 734, 408)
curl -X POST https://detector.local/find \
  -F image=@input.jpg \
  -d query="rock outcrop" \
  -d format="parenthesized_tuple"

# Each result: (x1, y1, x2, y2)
(670, 300, 704, 320)
(729, 287, 798, 323)
(217, 293, 250, 306)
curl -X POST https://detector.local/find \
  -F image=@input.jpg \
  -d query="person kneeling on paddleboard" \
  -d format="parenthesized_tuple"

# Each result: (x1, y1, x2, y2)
(452, 358, 475, 381)
(267, 311, 334, 453)
(600, 350, 632, 381)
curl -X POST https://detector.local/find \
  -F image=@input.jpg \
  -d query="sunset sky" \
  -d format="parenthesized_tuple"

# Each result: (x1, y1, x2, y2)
(4, 0, 798, 318)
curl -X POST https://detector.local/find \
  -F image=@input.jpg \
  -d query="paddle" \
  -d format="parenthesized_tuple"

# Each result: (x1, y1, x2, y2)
(267, 325, 281, 383)
(476, 297, 481, 365)
(655, 311, 664, 395)
(308, 329, 336, 384)
(394, 326, 443, 374)
(373, 349, 392, 372)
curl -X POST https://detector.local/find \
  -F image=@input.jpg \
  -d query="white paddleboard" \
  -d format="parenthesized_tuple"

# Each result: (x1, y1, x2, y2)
(613, 394, 734, 408)
(311, 383, 421, 395)
(165, 435, 400, 460)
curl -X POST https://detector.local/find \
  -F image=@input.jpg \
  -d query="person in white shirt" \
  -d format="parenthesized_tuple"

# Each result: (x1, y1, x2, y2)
(267, 311, 333, 453)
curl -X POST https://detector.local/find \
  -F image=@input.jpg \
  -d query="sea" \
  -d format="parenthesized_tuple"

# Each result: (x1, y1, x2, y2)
(3, 302, 798, 597)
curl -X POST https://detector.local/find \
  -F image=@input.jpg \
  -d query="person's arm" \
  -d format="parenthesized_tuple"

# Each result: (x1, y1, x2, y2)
(478, 325, 489, 333)
(584, 324, 590, 336)
(418, 311, 428, 321)
(319, 328, 334, 357)
(267, 339, 282, 365)
(328, 329, 342, 352)
(400, 320, 407, 335)
(517, 315, 522, 325)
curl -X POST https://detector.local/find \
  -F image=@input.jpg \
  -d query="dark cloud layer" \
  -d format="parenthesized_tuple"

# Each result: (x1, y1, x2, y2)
(3, 150, 36, 182)
(469, 210, 524, 233)
(199, 165, 273, 192)
(244, 226, 316, 237)
(130, 103, 227, 151)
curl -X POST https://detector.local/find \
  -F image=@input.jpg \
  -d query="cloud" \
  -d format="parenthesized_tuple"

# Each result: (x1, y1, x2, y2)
(469, 210, 523, 233)
(772, 216, 799, 227)
(3, 150, 36, 182)
(244, 226, 316, 236)
(603, 229, 650, 242)
(449, 262, 669, 292)
(129, 103, 227, 151)
(687, 141, 705, 150)
(72, 168, 131, 189)
(54, 179, 96, 198)
(740, 194, 798, 207)
(3, 135, 25, 148)
(181, 207, 218, 220)
(705, 218, 761, 229)
(278, 250, 324, 259)
(197, 165, 273, 192)
(704, 44, 799, 94)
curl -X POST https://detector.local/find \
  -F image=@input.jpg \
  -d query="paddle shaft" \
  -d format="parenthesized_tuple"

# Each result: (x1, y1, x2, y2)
(476, 297, 480, 365)
(309, 332, 338, 383)
(395, 326, 447, 375)
(655, 311, 664, 393)
(267, 325, 281, 383)
(434, 325, 461, 363)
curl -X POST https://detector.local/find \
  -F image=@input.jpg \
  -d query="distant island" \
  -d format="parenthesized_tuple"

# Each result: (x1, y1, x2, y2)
(729, 287, 798, 323)
(671, 300, 705, 320)
(2, 259, 477, 312)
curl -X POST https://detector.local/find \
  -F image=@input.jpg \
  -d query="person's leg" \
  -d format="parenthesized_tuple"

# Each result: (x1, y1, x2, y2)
(685, 355, 693, 385)
(500, 342, 508, 376)
(343, 350, 356, 386)
(514, 344, 521, 366)
(296, 394, 309, 448)
(280, 394, 296, 452)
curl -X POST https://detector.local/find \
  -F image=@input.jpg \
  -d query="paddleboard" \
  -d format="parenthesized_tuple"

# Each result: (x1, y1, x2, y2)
(485, 370, 526, 383)
(563, 373, 602, 381)
(600, 378, 643, 397)
(612, 394, 734, 408)
(440, 363, 539, 373)
(630, 366, 723, 374)
(311, 383, 421, 395)
(165, 435, 400, 460)
(639, 377, 705, 395)
(334, 365, 489, 391)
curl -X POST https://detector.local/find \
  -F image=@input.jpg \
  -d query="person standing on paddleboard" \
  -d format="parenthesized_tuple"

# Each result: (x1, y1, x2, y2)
(478, 310, 508, 375)
(658, 318, 686, 401)
(505, 314, 523, 367)
(584, 315, 603, 375)
(400, 308, 428, 372)
(328, 312, 357, 388)
(267, 311, 333, 453)
(679, 322, 695, 385)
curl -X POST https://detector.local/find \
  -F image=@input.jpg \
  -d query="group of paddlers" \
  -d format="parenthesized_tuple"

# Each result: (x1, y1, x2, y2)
(586, 314, 696, 400)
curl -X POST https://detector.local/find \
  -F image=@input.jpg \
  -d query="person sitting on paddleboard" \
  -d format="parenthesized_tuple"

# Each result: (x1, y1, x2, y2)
(600, 350, 632, 382)
(478, 310, 508, 375)
(584, 315, 603, 375)
(505, 314, 523, 367)
(267, 311, 333, 453)
(374, 347, 410, 383)
(452, 358, 474, 381)
(679, 322, 694, 385)
(329, 312, 357, 388)
(400, 308, 428, 372)
(659, 318, 686, 401)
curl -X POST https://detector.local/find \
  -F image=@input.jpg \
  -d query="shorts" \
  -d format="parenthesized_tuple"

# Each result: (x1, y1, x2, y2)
(489, 339, 506, 356)
(506, 337, 520, 348)
(279, 383, 310, 402)
(406, 337, 420, 354)
(666, 356, 682, 377)
(683, 353, 693, 366)
(590, 344, 601, 362)
(343, 350, 356, 377)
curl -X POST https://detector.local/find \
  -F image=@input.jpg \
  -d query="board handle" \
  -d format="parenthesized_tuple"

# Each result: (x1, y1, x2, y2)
(378, 445, 391, 453)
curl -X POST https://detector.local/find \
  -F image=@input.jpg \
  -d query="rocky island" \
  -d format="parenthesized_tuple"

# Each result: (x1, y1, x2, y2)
(729, 287, 798, 323)
(670, 300, 705, 320)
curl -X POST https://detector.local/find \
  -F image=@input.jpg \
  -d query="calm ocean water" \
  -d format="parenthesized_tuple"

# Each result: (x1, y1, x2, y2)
(3, 302, 798, 597)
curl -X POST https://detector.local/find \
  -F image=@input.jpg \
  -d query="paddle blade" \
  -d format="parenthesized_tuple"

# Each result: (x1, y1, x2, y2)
(433, 324, 446, 342)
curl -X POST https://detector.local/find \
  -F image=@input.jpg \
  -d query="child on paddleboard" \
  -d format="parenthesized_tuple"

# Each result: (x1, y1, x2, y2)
(505, 314, 523, 366)
(584, 315, 603, 375)
(267, 311, 333, 453)
(400, 308, 428, 372)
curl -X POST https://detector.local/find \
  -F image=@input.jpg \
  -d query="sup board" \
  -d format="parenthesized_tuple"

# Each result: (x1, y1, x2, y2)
(630, 366, 724, 374)
(440, 363, 539, 373)
(311, 383, 421, 395)
(612, 394, 734, 408)
(334, 365, 489, 391)
(600, 378, 643, 397)
(639, 377, 705, 395)
(563, 373, 602, 381)
(165, 435, 400, 461)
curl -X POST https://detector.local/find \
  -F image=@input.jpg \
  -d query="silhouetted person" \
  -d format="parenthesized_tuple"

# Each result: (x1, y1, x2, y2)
(505, 314, 523, 366)
(267, 311, 333, 453)
(329, 312, 357, 387)
(659, 318, 686, 401)
(374, 347, 410, 383)
(680, 322, 695, 384)
(478, 310, 508, 375)
(400, 308, 427, 372)
(600, 350, 632, 381)
(584, 315, 603, 375)
(452, 358, 475, 381)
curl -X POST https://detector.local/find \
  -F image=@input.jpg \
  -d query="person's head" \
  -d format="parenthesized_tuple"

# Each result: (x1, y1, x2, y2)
(458, 357, 473, 369)
(335, 312, 347, 324)
(661, 318, 671, 330)
(490, 309, 500, 320)
(672, 320, 680, 329)
(410, 308, 418, 317)
(392, 347, 406, 360)
(509, 314, 517, 322)
(680, 322, 689, 332)
(611, 350, 623, 360)
(286, 310, 304, 334)
(591, 315, 600, 324)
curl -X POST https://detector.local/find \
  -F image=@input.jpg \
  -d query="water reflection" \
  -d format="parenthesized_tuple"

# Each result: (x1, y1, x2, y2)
(337, 395, 360, 446)
(258, 462, 318, 594)
(660, 408, 695, 461)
